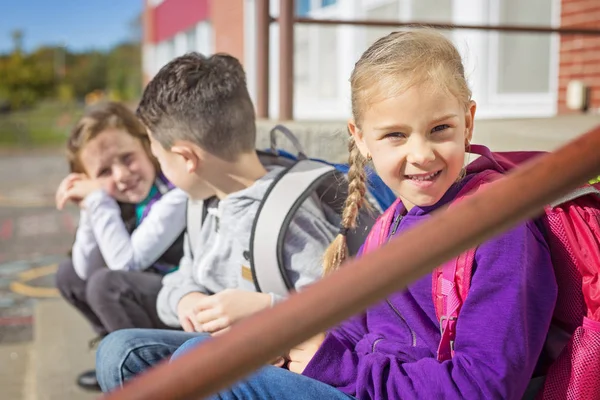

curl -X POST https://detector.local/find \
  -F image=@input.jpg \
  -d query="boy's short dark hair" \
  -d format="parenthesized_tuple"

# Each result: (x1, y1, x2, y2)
(137, 52, 256, 160)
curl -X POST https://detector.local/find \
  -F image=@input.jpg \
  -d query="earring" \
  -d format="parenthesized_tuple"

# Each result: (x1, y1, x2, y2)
(367, 153, 372, 161)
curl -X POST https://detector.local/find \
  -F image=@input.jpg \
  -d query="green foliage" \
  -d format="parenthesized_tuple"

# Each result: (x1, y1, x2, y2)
(0, 50, 56, 109)
(0, 100, 83, 147)
(0, 25, 143, 147)
(0, 34, 142, 111)
(107, 43, 142, 101)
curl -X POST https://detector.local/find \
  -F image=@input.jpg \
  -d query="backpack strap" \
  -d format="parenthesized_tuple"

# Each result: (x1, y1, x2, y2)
(433, 170, 502, 361)
(269, 124, 307, 159)
(249, 159, 336, 297)
(361, 198, 403, 254)
(550, 184, 600, 207)
(186, 198, 209, 259)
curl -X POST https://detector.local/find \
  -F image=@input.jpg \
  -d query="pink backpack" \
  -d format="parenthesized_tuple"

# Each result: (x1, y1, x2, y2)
(362, 144, 600, 399)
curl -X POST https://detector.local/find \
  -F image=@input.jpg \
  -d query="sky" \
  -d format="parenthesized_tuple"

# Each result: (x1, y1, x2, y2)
(0, 0, 143, 54)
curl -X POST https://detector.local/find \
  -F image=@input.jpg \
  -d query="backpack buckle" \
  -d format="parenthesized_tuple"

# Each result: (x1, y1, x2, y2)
(440, 316, 457, 352)
(438, 316, 458, 360)
(439, 315, 457, 335)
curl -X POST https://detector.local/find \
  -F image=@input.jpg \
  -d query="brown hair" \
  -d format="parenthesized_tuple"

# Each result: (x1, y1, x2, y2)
(136, 52, 256, 161)
(323, 29, 472, 274)
(66, 101, 159, 226)
(67, 101, 159, 174)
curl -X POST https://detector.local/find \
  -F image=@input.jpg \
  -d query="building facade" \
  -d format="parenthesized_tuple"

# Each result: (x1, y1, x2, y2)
(142, 0, 600, 120)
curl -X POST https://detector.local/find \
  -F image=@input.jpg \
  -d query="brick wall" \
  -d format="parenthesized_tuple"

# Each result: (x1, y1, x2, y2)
(558, 0, 600, 113)
(211, 0, 245, 66)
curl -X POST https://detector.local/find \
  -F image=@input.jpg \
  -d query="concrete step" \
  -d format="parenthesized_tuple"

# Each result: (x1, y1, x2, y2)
(256, 114, 600, 162)
(0, 342, 33, 400)
(32, 299, 98, 400)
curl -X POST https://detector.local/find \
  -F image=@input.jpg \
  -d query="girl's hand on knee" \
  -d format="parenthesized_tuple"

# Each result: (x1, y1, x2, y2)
(193, 289, 271, 334)
(288, 333, 326, 374)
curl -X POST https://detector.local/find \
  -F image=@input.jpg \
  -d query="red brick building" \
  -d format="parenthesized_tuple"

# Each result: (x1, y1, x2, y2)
(142, 0, 245, 84)
(558, 0, 600, 113)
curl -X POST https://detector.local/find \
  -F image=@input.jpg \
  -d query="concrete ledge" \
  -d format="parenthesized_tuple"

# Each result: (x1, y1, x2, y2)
(33, 300, 97, 400)
(257, 114, 600, 162)
(0, 343, 31, 400)
(257, 119, 349, 162)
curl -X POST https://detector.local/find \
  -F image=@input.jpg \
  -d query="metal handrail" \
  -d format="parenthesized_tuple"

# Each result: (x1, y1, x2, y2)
(287, 18, 600, 36)
(259, 0, 600, 121)
(105, 125, 600, 400)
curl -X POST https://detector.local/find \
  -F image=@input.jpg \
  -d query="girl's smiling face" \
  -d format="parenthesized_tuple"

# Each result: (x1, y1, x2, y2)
(350, 84, 476, 211)
(80, 128, 157, 204)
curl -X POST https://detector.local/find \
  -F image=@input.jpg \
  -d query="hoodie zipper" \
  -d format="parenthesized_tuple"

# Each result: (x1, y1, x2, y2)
(385, 212, 417, 347)
(386, 299, 417, 347)
(389, 213, 403, 236)
(371, 338, 383, 352)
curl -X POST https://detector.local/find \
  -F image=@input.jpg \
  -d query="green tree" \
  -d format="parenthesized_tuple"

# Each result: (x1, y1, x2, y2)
(107, 42, 141, 101)
(0, 49, 55, 109)
(65, 51, 108, 99)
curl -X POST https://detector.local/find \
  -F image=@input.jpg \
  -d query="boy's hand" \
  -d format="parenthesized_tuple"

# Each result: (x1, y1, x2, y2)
(194, 289, 271, 334)
(288, 333, 326, 374)
(56, 173, 86, 210)
(177, 292, 208, 332)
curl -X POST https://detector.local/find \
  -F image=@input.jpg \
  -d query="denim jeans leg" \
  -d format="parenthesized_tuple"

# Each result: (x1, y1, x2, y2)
(171, 336, 357, 400)
(96, 328, 207, 392)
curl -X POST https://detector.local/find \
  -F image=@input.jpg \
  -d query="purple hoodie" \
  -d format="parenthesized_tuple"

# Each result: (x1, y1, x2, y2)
(303, 176, 558, 399)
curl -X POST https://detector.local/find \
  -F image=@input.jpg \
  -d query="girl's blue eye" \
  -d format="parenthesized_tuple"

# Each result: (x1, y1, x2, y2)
(385, 132, 406, 139)
(432, 124, 450, 133)
(122, 153, 133, 164)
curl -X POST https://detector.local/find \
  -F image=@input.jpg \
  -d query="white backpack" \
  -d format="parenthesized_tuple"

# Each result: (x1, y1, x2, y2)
(186, 125, 393, 297)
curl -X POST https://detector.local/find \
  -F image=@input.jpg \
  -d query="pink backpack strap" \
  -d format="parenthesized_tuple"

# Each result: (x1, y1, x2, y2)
(433, 170, 502, 362)
(362, 198, 403, 254)
(435, 249, 477, 361)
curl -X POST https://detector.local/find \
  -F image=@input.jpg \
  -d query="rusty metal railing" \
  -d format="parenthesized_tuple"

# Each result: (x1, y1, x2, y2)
(290, 18, 600, 35)
(256, 0, 600, 121)
(104, 125, 600, 400)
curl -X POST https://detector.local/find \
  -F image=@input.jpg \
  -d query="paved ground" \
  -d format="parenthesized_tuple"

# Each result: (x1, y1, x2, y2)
(0, 152, 77, 345)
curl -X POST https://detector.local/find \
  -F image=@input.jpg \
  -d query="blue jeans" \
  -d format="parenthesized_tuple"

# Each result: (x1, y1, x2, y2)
(96, 328, 209, 392)
(171, 336, 357, 400)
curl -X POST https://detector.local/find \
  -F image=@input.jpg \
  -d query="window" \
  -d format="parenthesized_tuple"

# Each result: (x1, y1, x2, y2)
(496, 0, 552, 94)
(412, 0, 452, 22)
(297, 0, 338, 16)
(296, 0, 311, 16)
(186, 28, 197, 53)
(316, 26, 338, 98)
(365, 2, 400, 48)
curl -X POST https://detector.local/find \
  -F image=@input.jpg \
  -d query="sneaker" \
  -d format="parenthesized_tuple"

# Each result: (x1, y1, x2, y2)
(76, 369, 101, 391)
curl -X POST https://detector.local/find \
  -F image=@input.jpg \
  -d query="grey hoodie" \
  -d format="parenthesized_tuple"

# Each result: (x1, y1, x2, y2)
(157, 166, 338, 327)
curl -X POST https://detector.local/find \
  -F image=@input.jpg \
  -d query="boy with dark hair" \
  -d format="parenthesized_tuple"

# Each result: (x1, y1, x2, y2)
(96, 53, 338, 392)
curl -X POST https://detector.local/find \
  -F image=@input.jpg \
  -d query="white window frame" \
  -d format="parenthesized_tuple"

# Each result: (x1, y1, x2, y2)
(485, 0, 561, 117)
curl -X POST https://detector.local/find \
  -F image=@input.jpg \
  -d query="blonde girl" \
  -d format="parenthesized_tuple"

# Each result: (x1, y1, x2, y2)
(172, 30, 557, 400)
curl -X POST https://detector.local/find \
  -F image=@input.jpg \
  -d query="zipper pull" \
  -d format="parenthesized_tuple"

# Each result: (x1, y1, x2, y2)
(390, 214, 403, 236)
